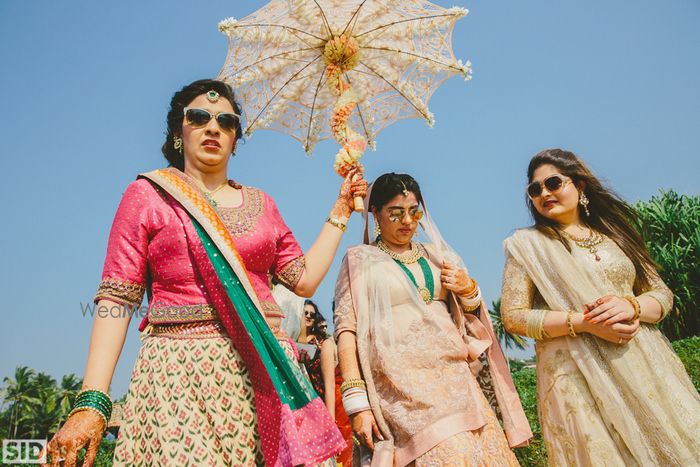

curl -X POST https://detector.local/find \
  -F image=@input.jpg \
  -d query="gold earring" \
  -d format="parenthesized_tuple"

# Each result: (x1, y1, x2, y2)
(579, 192, 590, 217)
(174, 136, 183, 154)
(374, 220, 381, 238)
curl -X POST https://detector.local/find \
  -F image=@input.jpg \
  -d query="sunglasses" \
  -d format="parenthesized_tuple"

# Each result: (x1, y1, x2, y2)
(387, 207, 424, 223)
(183, 107, 241, 132)
(304, 311, 316, 318)
(526, 175, 572, 199)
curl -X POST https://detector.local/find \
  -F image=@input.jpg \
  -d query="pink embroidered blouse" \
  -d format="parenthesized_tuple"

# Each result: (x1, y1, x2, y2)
(94, 178, 305, 334)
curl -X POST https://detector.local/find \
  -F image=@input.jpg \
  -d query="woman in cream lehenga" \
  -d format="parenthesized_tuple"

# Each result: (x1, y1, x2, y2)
(333, 173, 532, 467)
(501, 148, 700, 466)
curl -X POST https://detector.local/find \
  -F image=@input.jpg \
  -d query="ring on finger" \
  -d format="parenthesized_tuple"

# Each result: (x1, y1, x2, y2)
(618, 337, 623, 344)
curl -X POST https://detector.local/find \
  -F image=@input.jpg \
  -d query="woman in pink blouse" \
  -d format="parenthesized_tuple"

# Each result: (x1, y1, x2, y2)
(45, 79, 366, 466)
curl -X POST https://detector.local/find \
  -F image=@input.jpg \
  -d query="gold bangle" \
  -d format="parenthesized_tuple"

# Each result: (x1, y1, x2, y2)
(326, 217, 347, 232)
(68, 406, 108, 426)
(624, 296, 641, 322)
(458, 278, 479, 298)
(340, 379, 366, 394)
(525, 309, 547, 340)
(566, 311, 577, 337)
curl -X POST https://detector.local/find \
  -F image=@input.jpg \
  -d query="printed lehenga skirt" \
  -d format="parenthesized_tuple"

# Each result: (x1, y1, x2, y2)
(112, 322, 264, 466)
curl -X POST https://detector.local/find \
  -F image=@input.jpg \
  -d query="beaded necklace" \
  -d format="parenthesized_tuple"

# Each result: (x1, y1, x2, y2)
(561, 227, 604, 261)
(377, 240, 434, 304)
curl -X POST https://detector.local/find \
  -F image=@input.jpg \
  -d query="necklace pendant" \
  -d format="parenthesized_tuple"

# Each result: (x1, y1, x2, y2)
(418, 287, 432, 304)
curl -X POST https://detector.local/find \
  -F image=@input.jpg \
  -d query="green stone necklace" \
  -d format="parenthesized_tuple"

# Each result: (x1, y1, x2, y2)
(377, 239, 434, 304)
(395, 257, 435, 304)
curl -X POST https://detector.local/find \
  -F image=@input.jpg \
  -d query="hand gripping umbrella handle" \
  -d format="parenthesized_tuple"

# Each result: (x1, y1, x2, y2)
(352, 173, 365, 212)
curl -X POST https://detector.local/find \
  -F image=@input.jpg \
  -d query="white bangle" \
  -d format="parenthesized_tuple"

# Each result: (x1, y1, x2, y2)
(459, 287, 482, 310)
(342, 390, 371, 416)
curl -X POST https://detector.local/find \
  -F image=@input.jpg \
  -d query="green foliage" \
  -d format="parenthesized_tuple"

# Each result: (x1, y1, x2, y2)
(511, 368, 548, 467)
(634, 190, 700, 340)
(1, 366, 82, 440)
(508, 359, 527, 373)
(672, 336, 700, 391)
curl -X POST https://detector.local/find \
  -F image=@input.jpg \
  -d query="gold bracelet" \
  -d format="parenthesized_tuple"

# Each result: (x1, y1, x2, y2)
(624, 296, 641, 322)
(566, 311, 577, 337)
(340, 379, 366, 394)
(326, 217, 347, 233)
(457, 278, 479, 298)
(68, 406, 108, 426)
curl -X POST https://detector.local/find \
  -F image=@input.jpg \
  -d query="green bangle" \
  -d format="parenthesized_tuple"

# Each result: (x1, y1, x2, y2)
(75, 390, 112, 408)
(72, 389, 113, 422)
(76, 394, 111, 404)
(77, 388, 111, 399)
(75, 400, 112, 413)
(74, 400, 112, 415)
(75, 399, 112, 414)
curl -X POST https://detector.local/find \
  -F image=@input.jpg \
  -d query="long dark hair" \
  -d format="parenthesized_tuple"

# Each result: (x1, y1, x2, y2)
(303, 299, 319, 324)
(527, 148, 657, 290)
(162, 79, 243, 171)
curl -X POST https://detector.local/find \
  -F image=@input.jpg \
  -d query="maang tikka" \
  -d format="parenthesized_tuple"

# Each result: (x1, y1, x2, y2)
(206, 90, 220, 103)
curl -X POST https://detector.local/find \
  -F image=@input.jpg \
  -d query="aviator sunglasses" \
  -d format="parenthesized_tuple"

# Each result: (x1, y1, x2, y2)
(387, 207, 424, 223)
(183, 107, 241, 132)
(526, 174, 572, 199)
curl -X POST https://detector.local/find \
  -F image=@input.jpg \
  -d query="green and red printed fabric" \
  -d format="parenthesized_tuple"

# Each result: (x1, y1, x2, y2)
(140, 168, 344, 466)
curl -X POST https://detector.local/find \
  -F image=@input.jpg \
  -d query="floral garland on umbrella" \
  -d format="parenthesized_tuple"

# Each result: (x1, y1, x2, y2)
(323, 35, 366, 183)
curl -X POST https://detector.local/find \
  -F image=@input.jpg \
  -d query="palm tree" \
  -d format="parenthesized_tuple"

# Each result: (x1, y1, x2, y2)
(20, 372, 62, 438)
(57, 375, 82, 419)
(2, 366, 39, 438)
(26, 383, 62, 438)
(488, 298, 527, 363)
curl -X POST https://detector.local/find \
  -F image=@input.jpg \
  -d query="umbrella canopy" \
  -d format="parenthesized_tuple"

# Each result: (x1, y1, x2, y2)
(218, 0, 471, 180)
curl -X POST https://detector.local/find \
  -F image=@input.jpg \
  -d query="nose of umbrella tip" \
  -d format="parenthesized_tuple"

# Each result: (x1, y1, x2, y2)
(448, 7, 469, 17)
(323, 34, 361, 70)
(218, 17, 239, 35)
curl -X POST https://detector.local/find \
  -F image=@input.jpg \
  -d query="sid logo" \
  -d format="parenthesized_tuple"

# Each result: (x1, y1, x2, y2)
(2, 439, 47, 464)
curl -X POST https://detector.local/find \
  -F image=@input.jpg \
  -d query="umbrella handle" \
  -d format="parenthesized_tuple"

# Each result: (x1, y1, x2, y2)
(352, 173, 365, 212)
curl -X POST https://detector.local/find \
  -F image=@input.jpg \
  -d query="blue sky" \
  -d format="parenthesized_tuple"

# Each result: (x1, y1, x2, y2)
(1, 0, 698, 397)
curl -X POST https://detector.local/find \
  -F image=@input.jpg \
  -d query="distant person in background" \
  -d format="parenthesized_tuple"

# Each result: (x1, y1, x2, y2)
(298, 299, 320, 345)
(298, 300, 335, 409)
(303, 307, 336, 410)
(501, 148, 700, 466)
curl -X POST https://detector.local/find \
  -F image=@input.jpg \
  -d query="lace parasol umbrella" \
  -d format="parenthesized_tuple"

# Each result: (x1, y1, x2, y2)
(217, 0, 471, 208)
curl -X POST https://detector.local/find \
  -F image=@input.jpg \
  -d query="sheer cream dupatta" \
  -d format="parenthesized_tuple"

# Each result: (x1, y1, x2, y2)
(505, 229, 699, 466)
(338, 189, 531, 466)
